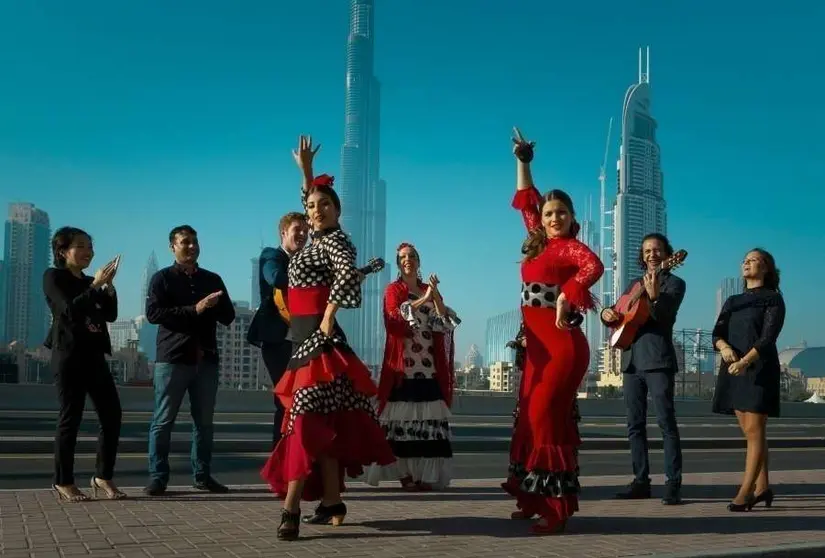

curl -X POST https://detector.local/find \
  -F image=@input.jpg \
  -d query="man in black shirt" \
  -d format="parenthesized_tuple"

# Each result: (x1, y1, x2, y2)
(246, 211, 308, 448)
(601, 233, 686, 505)
(144, 225, 235, 496)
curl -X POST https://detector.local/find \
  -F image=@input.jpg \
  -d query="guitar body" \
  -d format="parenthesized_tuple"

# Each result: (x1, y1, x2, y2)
(607, 249, 688, 350)
(609, 282, 650, 350)
(273, 288, 290, 323)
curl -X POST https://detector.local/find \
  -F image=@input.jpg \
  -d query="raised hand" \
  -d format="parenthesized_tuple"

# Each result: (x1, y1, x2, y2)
(292, 135, 321, 172)
(512, 127, 536, 163)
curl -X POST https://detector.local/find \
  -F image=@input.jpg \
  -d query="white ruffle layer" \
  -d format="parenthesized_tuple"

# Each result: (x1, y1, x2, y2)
(365, 457, 452, 489)
(380, 399, 451, 422)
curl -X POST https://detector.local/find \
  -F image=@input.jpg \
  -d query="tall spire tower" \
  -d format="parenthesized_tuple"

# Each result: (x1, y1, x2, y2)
(612, 46, 666, 299)
(338, 0, 389, 367)
(140, 251, 159, 312)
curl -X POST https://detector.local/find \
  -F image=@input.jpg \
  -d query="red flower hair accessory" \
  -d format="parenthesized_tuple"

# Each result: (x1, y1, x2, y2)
(312, 174, 334, 187)
(397, 242, 416, 252)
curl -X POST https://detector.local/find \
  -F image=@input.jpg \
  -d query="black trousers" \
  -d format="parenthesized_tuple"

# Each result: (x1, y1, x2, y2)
(623, 366, 683, 485)
(261, 341, 292, 449)
(52, 350, 122, 486)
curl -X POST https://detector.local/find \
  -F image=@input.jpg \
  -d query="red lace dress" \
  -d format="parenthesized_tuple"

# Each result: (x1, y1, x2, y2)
(501, 186, 604, 525)
(260, 225, 395, 501)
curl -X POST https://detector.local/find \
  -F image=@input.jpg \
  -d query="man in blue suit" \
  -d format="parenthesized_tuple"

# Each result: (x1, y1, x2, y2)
(247, 212, 308, 448)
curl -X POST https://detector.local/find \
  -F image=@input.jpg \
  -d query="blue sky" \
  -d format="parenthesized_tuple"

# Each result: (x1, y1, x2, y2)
(1, 0, 823, 358)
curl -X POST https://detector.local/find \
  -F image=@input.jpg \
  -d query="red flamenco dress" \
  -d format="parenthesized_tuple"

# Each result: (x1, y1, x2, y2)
(260, 225, 395, 501)
(501, 186, 604, 530)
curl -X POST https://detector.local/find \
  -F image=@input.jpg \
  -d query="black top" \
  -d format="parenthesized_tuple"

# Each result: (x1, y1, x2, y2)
(145, 263, 235, 364)
(42, 267, 117, 355)
(246, 246, 290, 347)
(712, 287, 786, 416)
(610, 272, 687, 373)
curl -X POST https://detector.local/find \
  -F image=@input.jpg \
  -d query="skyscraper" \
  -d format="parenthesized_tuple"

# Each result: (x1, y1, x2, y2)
(0, 260, 6, 345)
(250, 257, 261, 309)
(2, 203, 51, 348)
(612, 47, 667, 298)
(338, 0, 389, 366)
(579, 198, 601, 372)
(716, 277, 742, 319)
(140, 251, 159, 310)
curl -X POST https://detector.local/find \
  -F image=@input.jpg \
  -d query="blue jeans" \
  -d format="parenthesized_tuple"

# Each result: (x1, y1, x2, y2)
(623, 367, 683, 485)
(148, 361, 219, 485)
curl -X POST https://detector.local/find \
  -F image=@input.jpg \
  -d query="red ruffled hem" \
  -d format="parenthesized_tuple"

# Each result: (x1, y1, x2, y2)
(274, 347, 377, 411)
(260, 410, 396, 501)
(503, 441, 580, 521)
(501, 478, 579, 520)
(511, 186, 541, 211)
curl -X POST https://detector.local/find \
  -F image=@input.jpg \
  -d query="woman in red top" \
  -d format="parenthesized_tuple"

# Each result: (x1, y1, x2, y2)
(501, 128, 604, 535)
(367, 243, 459, 491)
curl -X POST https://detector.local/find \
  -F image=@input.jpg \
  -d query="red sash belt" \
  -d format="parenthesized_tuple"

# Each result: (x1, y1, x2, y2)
(288, 286, 330, 316)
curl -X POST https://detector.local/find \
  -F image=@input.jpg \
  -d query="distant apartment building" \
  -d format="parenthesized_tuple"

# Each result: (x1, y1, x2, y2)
(107, 315, 157, 362)
(488, 361, 521, 394)
(216, 302, 265, 390)
(3, 203, 51, 349)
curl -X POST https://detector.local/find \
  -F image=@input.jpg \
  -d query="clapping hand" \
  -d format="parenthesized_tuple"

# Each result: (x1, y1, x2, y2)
(195, 291, 223, 314)
(512, 127, 535, 163)
(91, 258, 118, 290)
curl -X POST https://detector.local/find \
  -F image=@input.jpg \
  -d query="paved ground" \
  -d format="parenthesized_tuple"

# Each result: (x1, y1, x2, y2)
(4, 447, 825, 490)
(0, 469, 823, 558)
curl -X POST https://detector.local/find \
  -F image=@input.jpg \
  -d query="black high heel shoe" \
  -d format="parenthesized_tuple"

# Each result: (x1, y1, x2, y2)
(302, 502, 347, 526)
(277, 509, 301, 541)
(753, 488, 774, 508)
(727, 494, 755, 512)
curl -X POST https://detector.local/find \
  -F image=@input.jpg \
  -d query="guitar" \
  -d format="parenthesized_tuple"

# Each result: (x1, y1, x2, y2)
(608, 249, 688, 350)
(273, 257, 386, 324)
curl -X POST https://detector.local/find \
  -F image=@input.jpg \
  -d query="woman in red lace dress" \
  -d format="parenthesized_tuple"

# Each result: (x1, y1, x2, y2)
(261, 136, 395, 541)
(501, 128, 604, 535)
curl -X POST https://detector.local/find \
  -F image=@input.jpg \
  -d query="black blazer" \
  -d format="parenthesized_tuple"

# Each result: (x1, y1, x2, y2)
(605, 272, 686, 373)
(247, 246, 290, 347)
(43, 267, 117, 355)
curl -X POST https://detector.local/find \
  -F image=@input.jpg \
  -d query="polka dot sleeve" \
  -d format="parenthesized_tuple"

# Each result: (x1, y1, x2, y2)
(322, 230, 362, 309)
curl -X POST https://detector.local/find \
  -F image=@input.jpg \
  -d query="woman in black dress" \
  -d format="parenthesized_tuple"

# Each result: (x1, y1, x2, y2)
(712, 248, 785, 511)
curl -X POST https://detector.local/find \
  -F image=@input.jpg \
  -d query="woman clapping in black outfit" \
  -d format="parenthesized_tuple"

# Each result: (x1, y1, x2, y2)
(43, 227, 125, 502)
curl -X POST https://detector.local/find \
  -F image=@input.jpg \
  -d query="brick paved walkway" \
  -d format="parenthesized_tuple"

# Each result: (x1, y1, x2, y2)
(1, 470, 823, 558)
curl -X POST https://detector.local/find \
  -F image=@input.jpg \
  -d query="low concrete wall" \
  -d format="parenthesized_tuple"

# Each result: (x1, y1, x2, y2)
(2, 384, 825, 418)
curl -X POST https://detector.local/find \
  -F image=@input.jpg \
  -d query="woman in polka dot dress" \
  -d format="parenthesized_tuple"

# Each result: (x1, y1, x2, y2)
(502, 128, 604, 535)
(367, 242, 460, 491)
(261, 136, 395, 541)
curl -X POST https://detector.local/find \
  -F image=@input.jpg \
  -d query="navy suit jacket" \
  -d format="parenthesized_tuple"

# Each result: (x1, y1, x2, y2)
(247, 246, 290, 347)
(604, 272, 686, 373)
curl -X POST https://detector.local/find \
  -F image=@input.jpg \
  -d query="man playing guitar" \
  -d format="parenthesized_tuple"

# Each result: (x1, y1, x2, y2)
(247, 212, 309, 449)
(601, 233, 686, 505)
